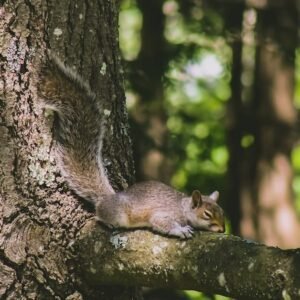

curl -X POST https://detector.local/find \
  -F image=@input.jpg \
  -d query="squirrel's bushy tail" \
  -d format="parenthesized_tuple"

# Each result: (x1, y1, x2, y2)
(37, 55, 115, 202)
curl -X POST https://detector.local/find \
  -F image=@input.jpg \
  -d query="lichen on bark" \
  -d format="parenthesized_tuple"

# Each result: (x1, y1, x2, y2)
(0, 0, 137, 299)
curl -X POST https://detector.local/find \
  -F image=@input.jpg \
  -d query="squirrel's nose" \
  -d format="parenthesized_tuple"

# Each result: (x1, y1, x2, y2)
(218, 227, 225, 233)
(215, 223, 225, 233)
(210, 224, 225, 233)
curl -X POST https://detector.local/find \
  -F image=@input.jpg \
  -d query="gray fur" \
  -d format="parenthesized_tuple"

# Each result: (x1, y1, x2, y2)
(96, 181, 225, 238)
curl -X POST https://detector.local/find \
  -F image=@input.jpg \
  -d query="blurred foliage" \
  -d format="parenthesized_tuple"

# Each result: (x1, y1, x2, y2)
(120, 0, 231, 197)
(119, 2, 231, 300)
(119, 0, 142, 60)
(119, 0, 300, 299)
(164, 47, 230, 193)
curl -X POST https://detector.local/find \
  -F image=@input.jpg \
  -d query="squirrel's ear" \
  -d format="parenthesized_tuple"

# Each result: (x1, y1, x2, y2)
(192, 190, 202, 208)
(210, 191, 219, 202)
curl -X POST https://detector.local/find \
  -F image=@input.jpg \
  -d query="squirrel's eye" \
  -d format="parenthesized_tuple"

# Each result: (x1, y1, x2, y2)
(203, 210, 213, 220)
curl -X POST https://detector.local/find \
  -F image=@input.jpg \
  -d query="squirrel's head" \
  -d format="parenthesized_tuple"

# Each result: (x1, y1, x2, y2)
(185, 190, 225, 233)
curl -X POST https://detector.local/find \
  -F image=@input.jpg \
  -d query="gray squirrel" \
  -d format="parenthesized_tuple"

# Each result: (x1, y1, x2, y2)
(37, 54, 225, 239)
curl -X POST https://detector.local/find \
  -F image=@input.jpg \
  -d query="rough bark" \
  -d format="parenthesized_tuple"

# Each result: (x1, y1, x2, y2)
(0, 0, 136, 299)
(78, 221, 300, 300)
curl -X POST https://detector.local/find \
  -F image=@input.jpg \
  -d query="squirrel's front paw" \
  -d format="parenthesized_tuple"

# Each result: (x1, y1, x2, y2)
(169, 225, 194, 239)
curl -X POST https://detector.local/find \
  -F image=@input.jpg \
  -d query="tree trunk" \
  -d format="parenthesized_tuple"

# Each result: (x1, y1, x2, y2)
(0, 0, 137, 299)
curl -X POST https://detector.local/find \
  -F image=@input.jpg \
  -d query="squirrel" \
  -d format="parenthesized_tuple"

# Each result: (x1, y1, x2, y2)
(37, 54, 225, 239)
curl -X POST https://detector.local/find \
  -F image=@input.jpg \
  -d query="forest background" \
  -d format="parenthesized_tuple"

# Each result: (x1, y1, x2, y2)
(119, 1, 300, 299)
(1, 0, 299, 299)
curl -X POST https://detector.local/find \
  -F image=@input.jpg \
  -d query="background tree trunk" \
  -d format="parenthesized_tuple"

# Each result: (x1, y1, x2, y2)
(224, 2, 245, 236)
(240, 1, 300, 248)
(128, 0, 173, 183)
(0, 0, 137, 299)
(224, 1, 300, 248)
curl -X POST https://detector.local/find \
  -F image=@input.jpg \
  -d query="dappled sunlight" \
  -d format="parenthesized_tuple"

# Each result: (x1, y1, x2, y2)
(186, 55, 223, 80)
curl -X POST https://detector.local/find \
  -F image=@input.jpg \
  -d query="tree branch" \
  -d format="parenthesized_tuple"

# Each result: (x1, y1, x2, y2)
(77, 220, 300, 300)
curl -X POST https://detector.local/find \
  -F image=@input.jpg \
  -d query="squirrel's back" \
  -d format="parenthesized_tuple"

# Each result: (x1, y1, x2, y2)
(96, 181, 187, 228)
(38, 55, 114, 201)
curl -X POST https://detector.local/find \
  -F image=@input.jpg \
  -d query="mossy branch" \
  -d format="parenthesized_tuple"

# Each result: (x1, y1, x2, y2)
(77, 220, 300, 300)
